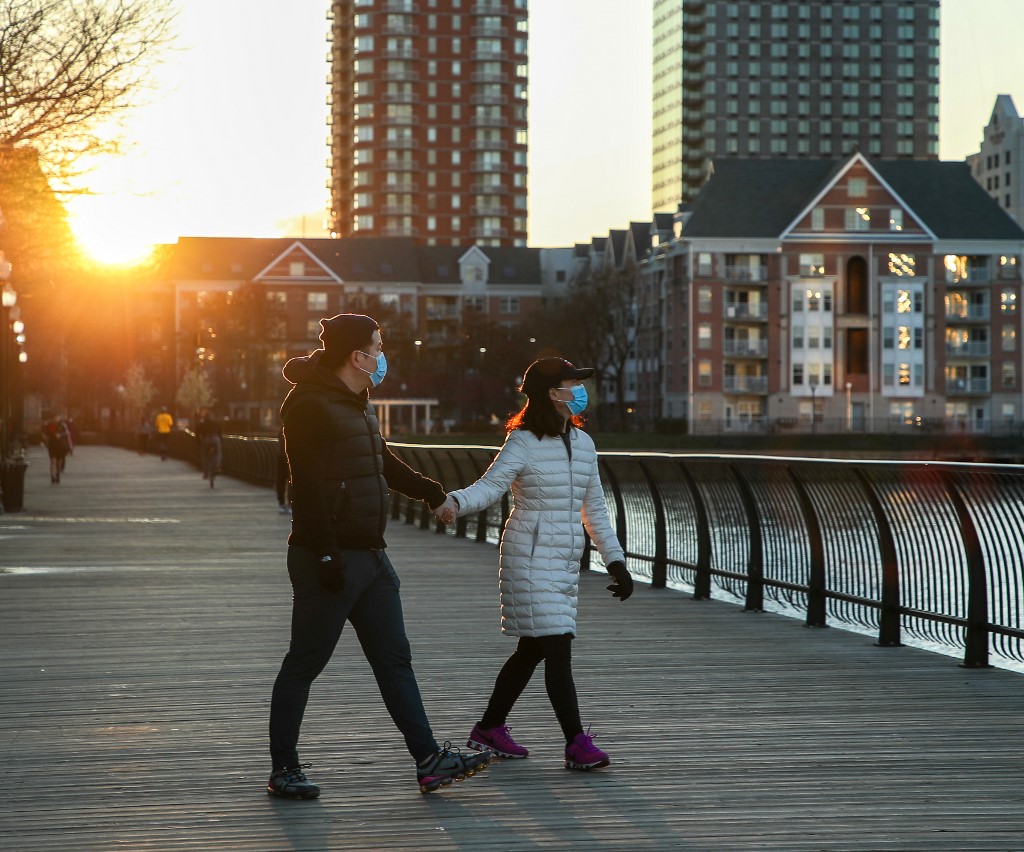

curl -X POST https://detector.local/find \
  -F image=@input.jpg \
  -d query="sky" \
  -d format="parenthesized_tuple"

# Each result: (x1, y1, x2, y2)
(64, 0, 1024, 265)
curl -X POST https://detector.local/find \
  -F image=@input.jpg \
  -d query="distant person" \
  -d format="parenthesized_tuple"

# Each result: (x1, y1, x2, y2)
(195, 408, 222, 478)
(267, 313, 490, 799)
(435, 356, 633, 771)
(136, 416, 152, 455)
(154, 407, 173, 460)
(42, 413, 72, 484)
(275, 427, 291, 514)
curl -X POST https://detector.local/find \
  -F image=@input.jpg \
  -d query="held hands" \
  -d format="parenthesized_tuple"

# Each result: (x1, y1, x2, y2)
(605, 561, 634, 601)
(433, 494, 458, 525)
(317, 547, 347, 594)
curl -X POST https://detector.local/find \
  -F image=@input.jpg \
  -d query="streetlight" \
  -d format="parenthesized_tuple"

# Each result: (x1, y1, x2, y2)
(845, 381, 853, 431)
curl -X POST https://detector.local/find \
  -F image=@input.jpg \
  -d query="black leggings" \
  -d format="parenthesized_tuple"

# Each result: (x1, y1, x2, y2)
(479, 633, 583, 743)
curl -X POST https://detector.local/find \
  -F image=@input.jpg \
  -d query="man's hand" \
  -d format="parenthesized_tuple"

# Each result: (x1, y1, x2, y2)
(317, 549, 346, 593)
(605, 561, 633, 601)
(433, 494, 458, 525)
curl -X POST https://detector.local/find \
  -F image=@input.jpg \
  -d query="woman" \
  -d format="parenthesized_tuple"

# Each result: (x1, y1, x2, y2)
(437, 356, 633, 771)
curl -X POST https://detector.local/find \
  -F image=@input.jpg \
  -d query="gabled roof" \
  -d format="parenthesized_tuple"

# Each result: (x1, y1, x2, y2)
(607, 229, 627, 264)
(629, 221, 652, 261)
(415, 245, 541, 284)
(158, 237, 295, 279)
(682, 160, 843, 239)
(304, 237, 421, 280)
(682, 155, 1024, 242)
(873, 160, 1024, 241)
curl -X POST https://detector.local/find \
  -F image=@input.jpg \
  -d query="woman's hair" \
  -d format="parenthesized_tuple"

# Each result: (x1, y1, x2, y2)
(506, 391, 584, 438)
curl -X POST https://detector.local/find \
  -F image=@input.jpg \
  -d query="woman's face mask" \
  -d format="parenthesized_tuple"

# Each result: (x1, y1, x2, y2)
(357, 350, 388, 387)
(559, 384, 588, 415)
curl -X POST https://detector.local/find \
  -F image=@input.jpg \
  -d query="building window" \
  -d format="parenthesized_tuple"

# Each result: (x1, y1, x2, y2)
(1003, 326, 1017, 351)
(889, 209, 904, 231)
(698, 360, 712, 386)
(888, 253, 916, 277)
(307, 292, 327, 312)
(1003, 362, 1016, 388)
(266, 291, 286, 307)
(499, 297, 520, 315)
(799, 253, 825, 276)
(845, 207, 870, 230)
(697, 253, 712, 276)
(848, 177, 867, 197)
(698, 287, 712, 312)
(1001, 290, 1018, 313)
(811, 207, 824, 230)
(307, 319, 322, 339)
(698, 323, 712, 348)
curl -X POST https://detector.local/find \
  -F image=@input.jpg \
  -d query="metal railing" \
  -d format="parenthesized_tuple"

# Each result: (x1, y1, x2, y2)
(382, 444, 1024, 671)
(112, 432, 1024, 671)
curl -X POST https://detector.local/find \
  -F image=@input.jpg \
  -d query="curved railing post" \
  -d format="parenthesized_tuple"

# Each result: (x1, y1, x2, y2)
(942, 471, 993, 669)
(787, 466, 827, 628)
(678, 461, 711, 599)
(853, 468, 902, 648)
(599, 458, 628, 555)
(639, 459, 668, 589)
(729, 462, 764, 613)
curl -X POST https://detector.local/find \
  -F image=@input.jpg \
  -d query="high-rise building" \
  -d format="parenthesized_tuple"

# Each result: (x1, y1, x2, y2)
(967, 95, 1024, 227)
(652, 0, 940, 212)
(327, 0, 529, 247)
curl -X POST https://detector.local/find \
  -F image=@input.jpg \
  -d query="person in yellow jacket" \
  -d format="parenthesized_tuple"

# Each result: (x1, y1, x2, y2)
(154, 407, 174, 460)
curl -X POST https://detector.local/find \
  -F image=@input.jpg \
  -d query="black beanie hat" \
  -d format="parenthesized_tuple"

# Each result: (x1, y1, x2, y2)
(318, 313, 378, 369)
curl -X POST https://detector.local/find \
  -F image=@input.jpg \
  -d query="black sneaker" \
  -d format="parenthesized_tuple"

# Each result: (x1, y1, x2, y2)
(267, 764, 320, 799)
(417, 742, 491, 793)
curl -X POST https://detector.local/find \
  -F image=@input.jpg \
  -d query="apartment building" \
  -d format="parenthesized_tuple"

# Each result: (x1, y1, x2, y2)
(327, 0, 529, 246)
(145, 236, 569, 431)
(967, 95, 1024, 228)
(653, 0, 940, 211)
(636, 152, 1024, 435)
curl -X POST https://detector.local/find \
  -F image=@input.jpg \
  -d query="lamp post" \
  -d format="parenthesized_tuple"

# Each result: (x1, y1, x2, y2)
(1, 271, 16, 463)
(845, 381, 853, 432)
(809, 375, 818, 435)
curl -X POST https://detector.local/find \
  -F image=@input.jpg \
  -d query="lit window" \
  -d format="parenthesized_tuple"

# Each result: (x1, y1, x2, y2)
(896, 290, 913, 313)
(889, 209, 904, 231)
(800, 253, 825, 276)
(897, 326, 911, 350)
(888, 253, 916, 277)
(1001, 291, 1018, 313)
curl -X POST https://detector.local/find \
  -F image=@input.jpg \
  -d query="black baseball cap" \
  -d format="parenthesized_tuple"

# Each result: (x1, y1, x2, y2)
(520, 357, 594, 396)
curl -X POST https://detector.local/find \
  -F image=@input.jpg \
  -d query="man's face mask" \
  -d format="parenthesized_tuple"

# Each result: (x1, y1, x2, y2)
(357, 350, 388, 387)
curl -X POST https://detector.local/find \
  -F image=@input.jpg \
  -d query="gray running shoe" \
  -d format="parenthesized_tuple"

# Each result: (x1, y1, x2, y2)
(417, 741, 491, 793)
(267, 764, 320, 799)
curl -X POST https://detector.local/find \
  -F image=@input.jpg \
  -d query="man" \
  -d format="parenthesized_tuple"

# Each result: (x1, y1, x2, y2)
(194, 408, 222, 478)
(154, 407, 174, 460)
(267, 314, 490, 798)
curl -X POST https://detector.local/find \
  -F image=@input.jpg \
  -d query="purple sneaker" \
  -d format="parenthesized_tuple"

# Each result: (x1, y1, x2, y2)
(467, 723, 529, 759)
(564, 729, 610, 770)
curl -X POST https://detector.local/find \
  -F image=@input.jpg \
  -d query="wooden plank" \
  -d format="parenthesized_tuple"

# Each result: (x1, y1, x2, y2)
(1, 445, 1023, 851)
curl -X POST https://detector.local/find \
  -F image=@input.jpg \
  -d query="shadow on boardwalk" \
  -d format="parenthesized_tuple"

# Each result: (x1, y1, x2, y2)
(2, 445, 1023, 851)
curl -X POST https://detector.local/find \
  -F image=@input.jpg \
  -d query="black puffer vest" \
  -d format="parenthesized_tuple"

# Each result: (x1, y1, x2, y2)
(281, 353, 390, 550)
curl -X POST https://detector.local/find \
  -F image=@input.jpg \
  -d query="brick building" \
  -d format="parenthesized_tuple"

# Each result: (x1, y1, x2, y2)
(327, 0, 529, 246)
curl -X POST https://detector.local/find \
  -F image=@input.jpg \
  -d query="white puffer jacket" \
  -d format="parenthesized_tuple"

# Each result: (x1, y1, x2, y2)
(449, 427, 625, 638)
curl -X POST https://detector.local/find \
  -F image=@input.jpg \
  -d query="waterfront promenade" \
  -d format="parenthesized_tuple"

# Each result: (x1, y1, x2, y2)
(2, 445, 1023, 851)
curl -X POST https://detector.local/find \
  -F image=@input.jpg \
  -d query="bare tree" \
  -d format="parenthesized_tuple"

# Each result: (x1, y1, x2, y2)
(0, 0, 176, 184)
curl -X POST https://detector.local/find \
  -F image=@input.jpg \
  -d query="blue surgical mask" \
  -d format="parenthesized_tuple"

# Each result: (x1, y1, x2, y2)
(563, 385, 588, 416)
(357, 350, 388, 387)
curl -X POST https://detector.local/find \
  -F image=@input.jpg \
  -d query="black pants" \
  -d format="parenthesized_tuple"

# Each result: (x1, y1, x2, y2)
(269, 546, 439, 769)
(479, 633, 583, 743)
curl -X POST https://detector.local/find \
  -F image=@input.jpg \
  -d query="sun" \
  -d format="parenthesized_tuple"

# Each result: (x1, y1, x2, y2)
(67, 195, 160, 267)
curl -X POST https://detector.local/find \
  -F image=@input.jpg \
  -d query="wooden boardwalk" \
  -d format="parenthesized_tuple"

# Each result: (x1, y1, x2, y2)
(2, 445, 1023, 851)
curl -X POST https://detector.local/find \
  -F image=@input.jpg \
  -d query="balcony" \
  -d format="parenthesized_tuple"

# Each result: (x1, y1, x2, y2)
(723, 340, 769, 357)
(471, 205, 507, 216)
(471, 71, 509, 83)
(426, 306, 460, 321)
(471, 139, 509, 150)
(383, 69, 416, 81)
(946, 269, 992, 285)
(473, 2, 510, 13)
(382, 48, 418, 60)
(382, 158, 416, 170)
(471, 115, 509, 127)
(382, 138, 417, 149)
(724, 303, 769, 320)
(945, 341, 991, 357)
(472, 160, 509, 172)
(382, 226, 416, 237)
(473, 50, 508, 61)
(471, 182, 508, 193)
(471, 93, 509, 106)
(471, 226, 509, 239)
(382, 204, 416, 215)
(725, 265, 768, 282)
(382, 23, 419, 36)
(471, 25, 505, 36)
(946, 376, 991, 394)
(381, 181, 418, 193)
(723, 376, 768, 393)
(383, 114, 416, 125)
(382, 92, 416, 103)
(945, 306, 990, 321)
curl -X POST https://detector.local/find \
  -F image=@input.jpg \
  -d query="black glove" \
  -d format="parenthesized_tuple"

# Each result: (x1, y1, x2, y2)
(317, 548, 346, 594)
(605, 561, 633, 601)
